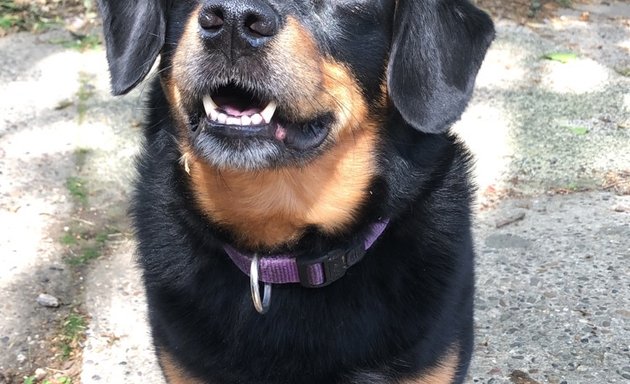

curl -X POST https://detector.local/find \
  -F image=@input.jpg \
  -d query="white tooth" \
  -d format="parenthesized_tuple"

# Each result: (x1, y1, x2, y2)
(210, 110, 219, 121)
(226, 117, 240, 126)
(260, 101, 277, 124)
(251, 113, 263, 125)
(217, 113, 227, 124)
(202, 95, 219, 116)
(241, 115, 252, 126)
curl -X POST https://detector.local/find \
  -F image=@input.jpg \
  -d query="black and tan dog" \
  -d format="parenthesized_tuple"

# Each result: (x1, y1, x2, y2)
(97, 0, 494, 382)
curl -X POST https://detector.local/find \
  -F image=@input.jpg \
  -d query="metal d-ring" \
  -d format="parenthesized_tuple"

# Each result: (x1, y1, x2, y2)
(250, 254, 272, 314)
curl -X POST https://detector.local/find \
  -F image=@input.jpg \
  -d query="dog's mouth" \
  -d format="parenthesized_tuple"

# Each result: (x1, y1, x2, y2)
(192, 83, 332, 153)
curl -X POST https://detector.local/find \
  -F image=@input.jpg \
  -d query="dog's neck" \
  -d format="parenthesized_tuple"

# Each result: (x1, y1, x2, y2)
(182, 127, 379, 249)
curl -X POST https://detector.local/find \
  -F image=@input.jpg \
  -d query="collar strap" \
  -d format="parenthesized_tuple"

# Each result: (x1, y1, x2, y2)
(223, 219, 389, 288)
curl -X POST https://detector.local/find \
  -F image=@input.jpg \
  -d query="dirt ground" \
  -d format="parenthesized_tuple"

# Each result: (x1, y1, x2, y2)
(0, 1, 628, 383)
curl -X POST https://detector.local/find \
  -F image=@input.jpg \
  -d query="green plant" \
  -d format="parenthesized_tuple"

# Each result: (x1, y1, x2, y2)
(55, 34, 101, 51)
(59, 313, 87, 360)
(76, 72, 96, 123)
(62, 226, 118, 266)
(558, 0, 572, 7)
(616, 67, 630, 77)
(60, 232, 79, 246)
(65, 176, 88, 205)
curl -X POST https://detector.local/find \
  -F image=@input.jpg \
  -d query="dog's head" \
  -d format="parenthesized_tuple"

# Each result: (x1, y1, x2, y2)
(98, 0, 494, 171)
(99, 0, 493, 248)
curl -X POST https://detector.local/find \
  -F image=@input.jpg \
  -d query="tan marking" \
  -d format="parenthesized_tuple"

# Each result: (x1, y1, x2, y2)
(400, 348, 460, 384)
(188, 122, 377, 248)
(158, 350, 205, 384)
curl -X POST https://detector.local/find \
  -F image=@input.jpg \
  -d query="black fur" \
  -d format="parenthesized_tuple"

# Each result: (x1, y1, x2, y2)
(97, 0, 494, 382)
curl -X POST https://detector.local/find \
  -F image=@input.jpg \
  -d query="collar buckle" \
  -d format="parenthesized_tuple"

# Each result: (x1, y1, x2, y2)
(296, 246, 366, 288)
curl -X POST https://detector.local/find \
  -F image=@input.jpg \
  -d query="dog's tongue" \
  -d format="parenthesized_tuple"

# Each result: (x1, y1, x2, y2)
(221, 104, 262, 117)
(214, 97, 262, 117)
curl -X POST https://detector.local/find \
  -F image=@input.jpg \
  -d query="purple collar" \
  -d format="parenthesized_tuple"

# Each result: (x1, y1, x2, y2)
(223, 219, 389, 288)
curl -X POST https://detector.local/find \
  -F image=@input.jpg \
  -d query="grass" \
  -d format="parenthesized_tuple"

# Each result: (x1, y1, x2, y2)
(59, 312, 87, 360)
(65, 176, 88, 206)
(68, 34, 101, 51)
(24, 375, 72, 384)
(0, 0, 87, 35)
(616, 68, 630, 77)
(0, 0, 62, 34)
(66, 246, 100, 266)
(62, 225, 117, 266)
(76, 72, 95, 124)
(50, 34, 101, 52)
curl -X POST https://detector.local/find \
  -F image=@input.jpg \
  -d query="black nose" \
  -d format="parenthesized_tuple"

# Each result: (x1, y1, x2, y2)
(198, 0, 279, 55)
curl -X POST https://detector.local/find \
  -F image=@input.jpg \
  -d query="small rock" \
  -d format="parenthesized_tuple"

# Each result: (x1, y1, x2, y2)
(36, 293, 60, 308)
(16, 354, 26, 363)
(509, 370, 540, 384)
(34, 368, 47, 380)
(612, 204, 630, 213)
(496, 211, 526, 228)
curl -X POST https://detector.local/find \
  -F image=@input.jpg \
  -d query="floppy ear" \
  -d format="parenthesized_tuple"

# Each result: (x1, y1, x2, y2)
(97, 0, 167, 95)
(387, 0, 495, 133)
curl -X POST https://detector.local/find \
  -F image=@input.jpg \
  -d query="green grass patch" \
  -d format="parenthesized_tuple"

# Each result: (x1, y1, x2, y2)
(61, 225, 118, 266)
(0, 0, 62, 34)
(60, 232, 79, 246)
(65, 176, 88, 205)
(59, 312, 87, 360)
(24, 376, 72, 384)
(51, 34, 101, 52)
(66, 246, 99, 266)
(616, 67, 630, 77)
(0, 13, 20, 29)
(76, 72, 95, 124)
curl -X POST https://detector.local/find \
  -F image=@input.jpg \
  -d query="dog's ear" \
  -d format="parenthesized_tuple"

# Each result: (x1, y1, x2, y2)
(97, 0, 167, 95)
(387, 0, 494, 133)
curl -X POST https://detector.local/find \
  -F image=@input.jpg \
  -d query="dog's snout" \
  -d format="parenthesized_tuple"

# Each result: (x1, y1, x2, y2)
(198, 0, 279, 54)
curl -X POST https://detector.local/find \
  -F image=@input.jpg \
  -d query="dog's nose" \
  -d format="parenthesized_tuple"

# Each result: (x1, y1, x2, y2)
(198, 0, 279, 54)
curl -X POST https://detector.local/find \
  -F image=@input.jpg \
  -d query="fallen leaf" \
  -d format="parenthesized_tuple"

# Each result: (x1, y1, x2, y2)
(568, 126, 589, 135)
(543, 52, 578, 63)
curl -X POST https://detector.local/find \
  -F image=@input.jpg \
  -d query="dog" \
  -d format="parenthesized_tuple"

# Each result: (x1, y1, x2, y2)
(97, 0, 494, 382)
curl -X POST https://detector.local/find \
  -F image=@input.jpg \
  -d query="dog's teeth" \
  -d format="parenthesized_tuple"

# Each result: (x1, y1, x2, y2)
(217, 113, 228, 124)
(209, 110, 219, 122)
(202, 95, 219, 116)
(260, 101, 277, 124)
(251, 113, 263, 125)
(241, 115, 252, 126)
(226, 117, 240, 126)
